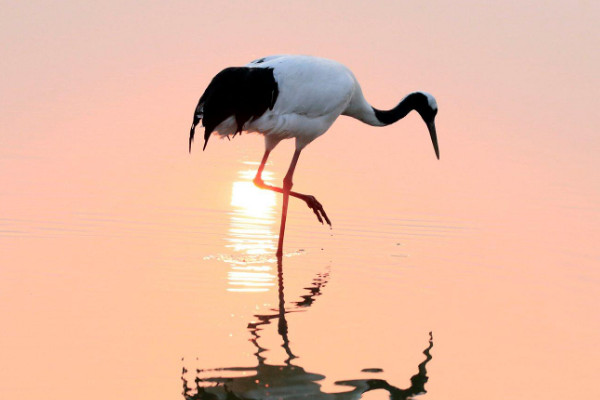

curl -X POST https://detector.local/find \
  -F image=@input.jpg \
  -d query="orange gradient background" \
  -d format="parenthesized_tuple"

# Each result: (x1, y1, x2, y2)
(1, 1, 598, 399)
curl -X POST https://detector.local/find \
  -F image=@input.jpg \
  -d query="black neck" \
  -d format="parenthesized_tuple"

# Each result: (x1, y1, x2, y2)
(372, 92, 423, 126)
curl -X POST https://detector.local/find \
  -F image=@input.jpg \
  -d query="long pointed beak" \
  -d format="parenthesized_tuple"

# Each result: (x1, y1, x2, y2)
(427, 121, 440, 160)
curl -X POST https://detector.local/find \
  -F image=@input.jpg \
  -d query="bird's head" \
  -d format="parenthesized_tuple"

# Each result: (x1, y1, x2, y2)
(412, 92, 439, 160)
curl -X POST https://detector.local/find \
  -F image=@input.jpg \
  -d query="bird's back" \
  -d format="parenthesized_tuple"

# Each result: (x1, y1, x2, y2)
(248, 55, 355, 117)
(246, 55, 357, 148)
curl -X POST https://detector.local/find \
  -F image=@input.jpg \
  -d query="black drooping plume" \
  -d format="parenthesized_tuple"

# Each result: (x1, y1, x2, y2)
(189, 67, 279, 152)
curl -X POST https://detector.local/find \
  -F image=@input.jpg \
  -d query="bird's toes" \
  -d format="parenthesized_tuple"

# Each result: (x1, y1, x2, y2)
(318, 207, 331, 227)
(305, 195, 319, 207)
(313, 209, 324, 224)
(321, 210, 332, 227)
(305, 195, 332, 227)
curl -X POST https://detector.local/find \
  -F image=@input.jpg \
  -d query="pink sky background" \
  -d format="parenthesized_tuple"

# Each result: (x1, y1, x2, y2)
(1, 1, 599, 399)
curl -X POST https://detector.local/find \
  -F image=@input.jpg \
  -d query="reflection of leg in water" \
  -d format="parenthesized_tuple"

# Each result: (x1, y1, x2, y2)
(276, 254, 296, 363)
(182, 257, 432, 400)
(243, 255, 330, 369)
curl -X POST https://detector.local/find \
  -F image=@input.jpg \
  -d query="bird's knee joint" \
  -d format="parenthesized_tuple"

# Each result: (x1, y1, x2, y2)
(283, 177, 293, 191)
(253, 177, 265, 188)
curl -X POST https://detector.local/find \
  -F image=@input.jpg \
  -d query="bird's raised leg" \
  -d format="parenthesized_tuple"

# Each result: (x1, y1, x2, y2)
(253, 150, 331, 227)
(253, 149, 272, 186)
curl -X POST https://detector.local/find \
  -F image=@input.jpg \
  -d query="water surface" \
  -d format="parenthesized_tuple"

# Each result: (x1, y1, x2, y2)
(2, 136, 598, 399)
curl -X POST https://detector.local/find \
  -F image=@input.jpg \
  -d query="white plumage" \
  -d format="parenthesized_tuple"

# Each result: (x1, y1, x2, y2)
(206, 55, 357, 149)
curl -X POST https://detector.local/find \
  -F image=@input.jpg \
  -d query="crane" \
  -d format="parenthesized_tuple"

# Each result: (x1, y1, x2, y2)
(190, 55, 439, 256)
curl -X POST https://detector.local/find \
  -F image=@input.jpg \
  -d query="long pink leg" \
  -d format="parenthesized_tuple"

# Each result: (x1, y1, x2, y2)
(253, 150, 331, 226)
(275, 150, 300, 256)
(252, 149, 331, 256)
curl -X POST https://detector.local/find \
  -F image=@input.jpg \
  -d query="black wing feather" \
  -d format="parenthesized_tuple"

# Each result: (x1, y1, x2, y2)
(189, 67, 279, 152)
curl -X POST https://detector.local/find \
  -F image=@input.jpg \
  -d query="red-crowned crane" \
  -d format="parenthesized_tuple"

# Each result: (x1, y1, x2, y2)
(190, 55, 439, 256)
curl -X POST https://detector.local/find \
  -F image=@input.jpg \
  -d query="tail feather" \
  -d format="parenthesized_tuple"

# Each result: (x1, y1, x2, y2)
(190, 66, 279, 153)
(189, 99, 204, 153)
(189, 121, 196, 153)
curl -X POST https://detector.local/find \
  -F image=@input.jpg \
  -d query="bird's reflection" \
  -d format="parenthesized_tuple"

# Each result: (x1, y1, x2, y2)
(183, 256, 433, 399)
(225, 167, 278, 293)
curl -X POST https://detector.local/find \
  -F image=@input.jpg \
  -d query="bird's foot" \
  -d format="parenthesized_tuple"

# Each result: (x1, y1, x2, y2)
(303, 195, 332, 227)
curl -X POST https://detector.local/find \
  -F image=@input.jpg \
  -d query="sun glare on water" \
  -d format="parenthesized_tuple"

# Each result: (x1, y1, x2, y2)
(225, 168, 278, 293)
(230, 181, 276, 216)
